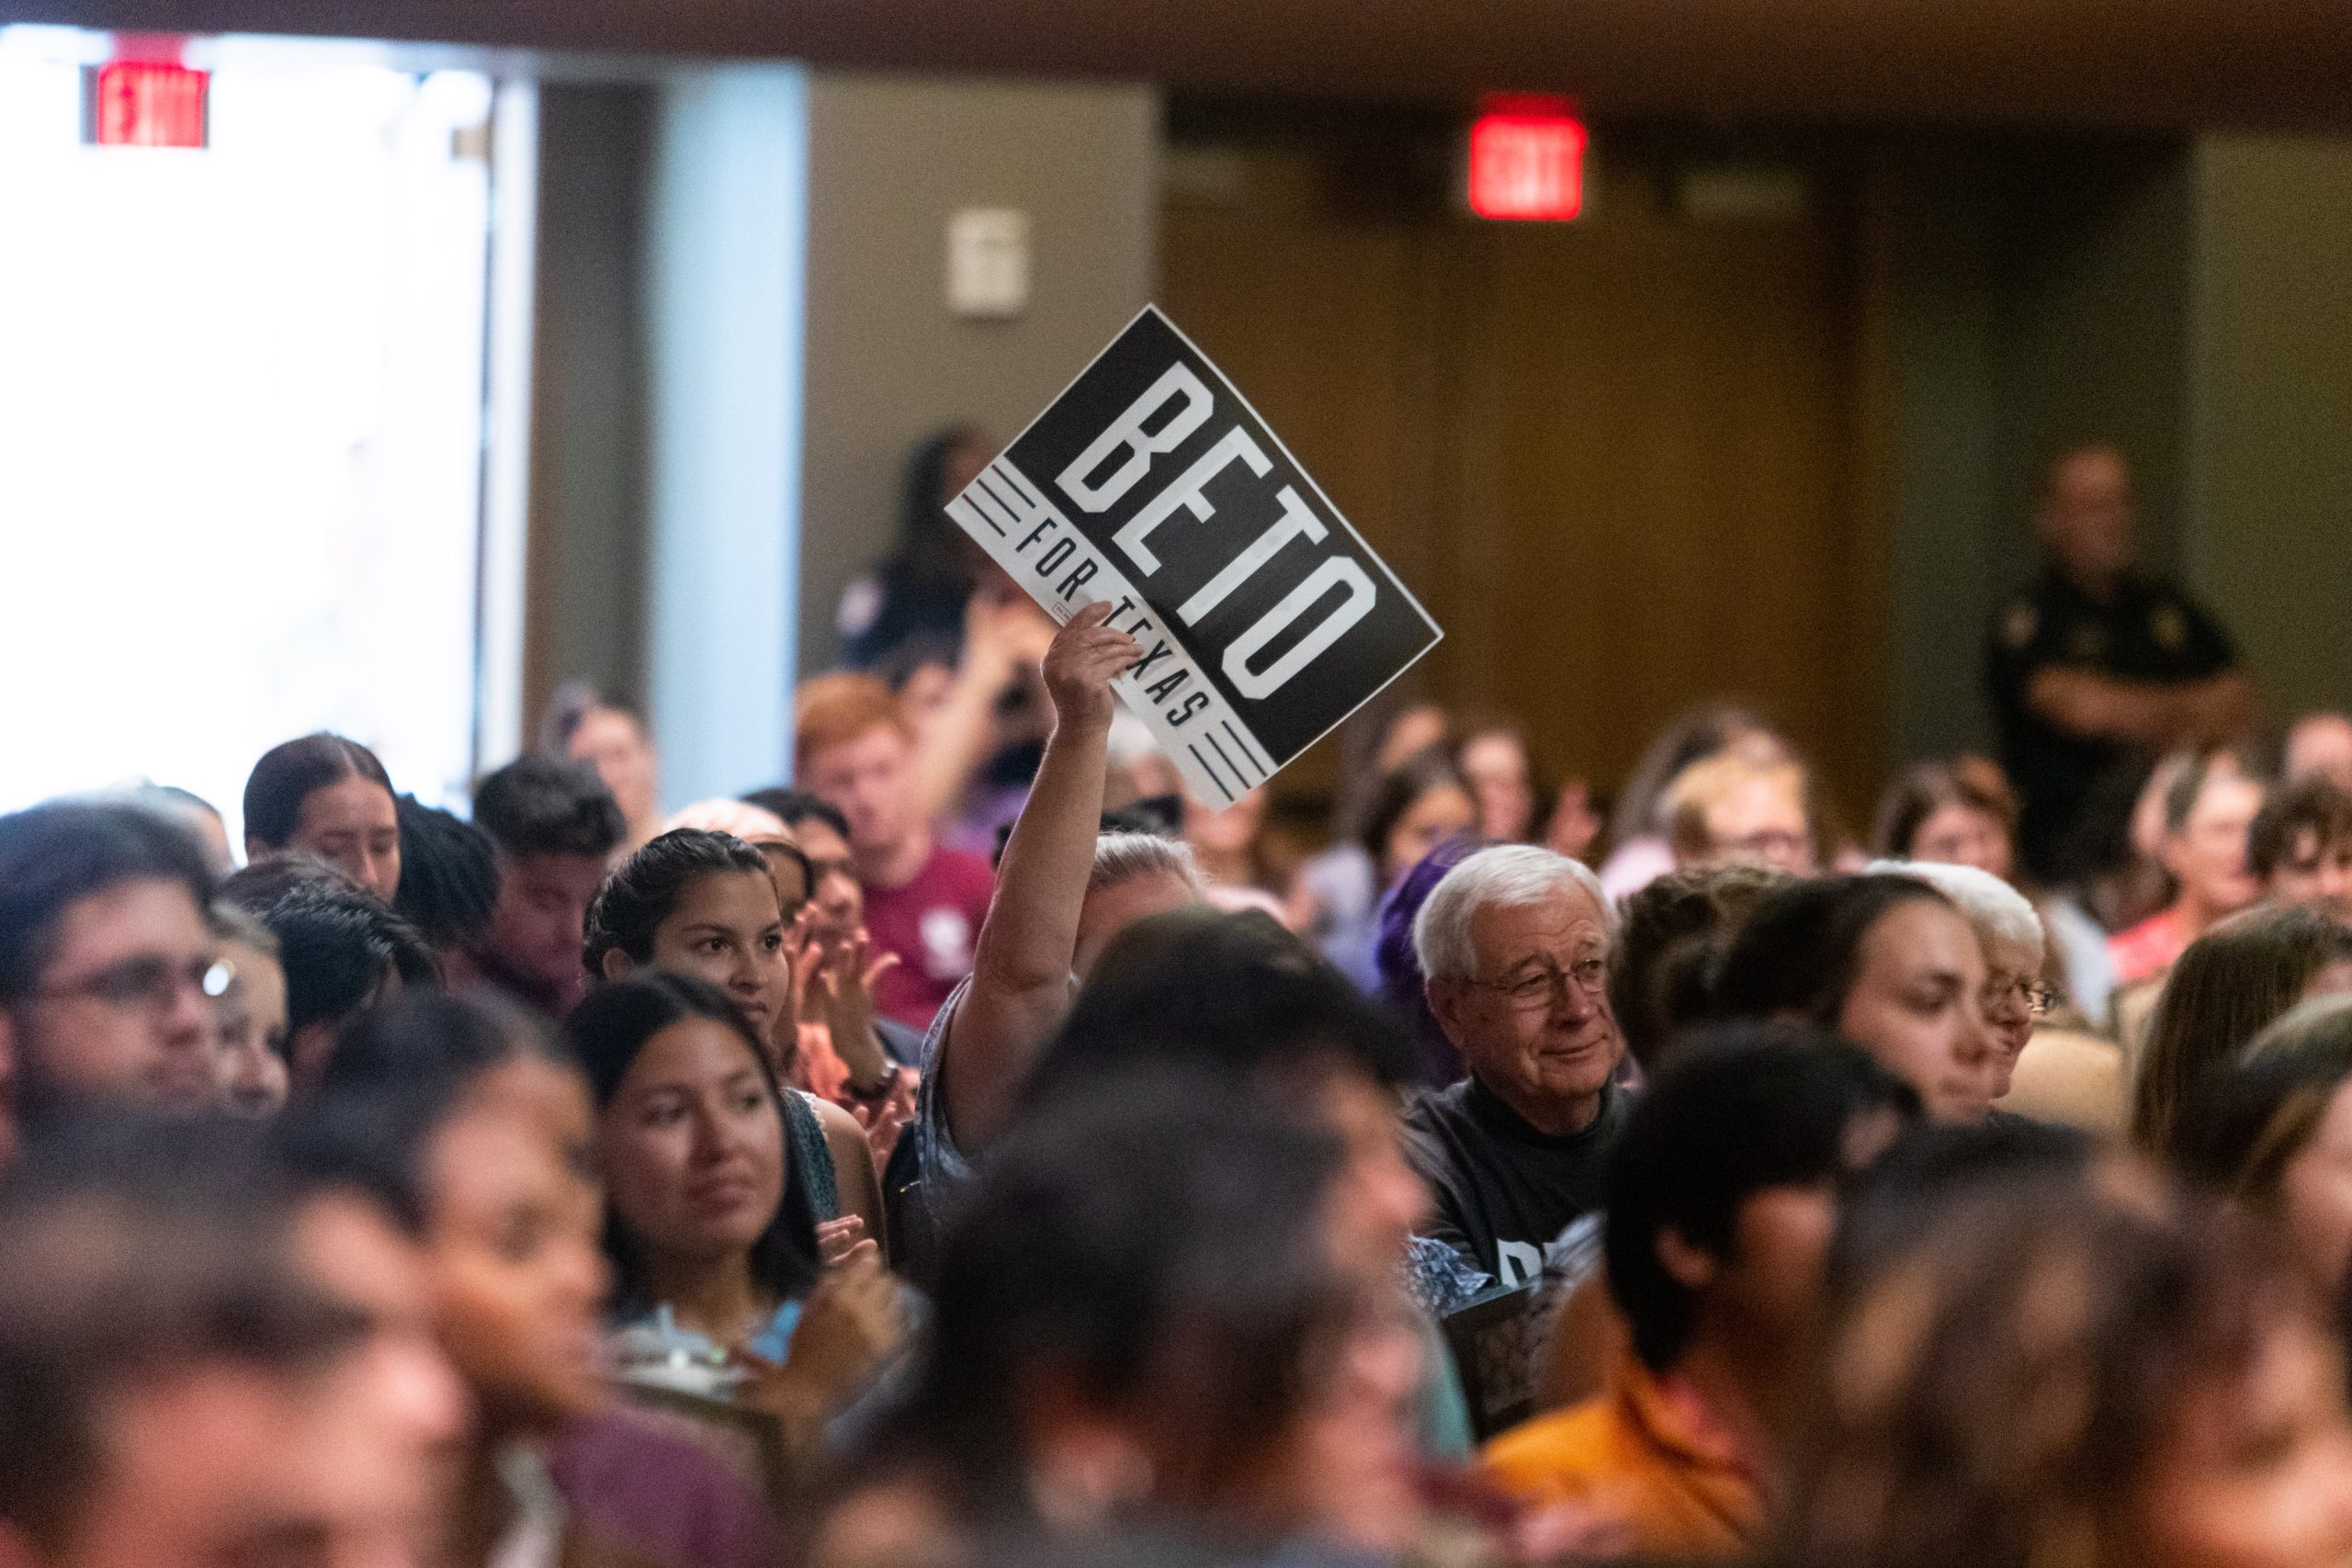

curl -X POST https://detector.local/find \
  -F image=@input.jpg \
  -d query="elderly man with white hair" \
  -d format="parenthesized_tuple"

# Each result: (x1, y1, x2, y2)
(1405, 844, 1631, 1287)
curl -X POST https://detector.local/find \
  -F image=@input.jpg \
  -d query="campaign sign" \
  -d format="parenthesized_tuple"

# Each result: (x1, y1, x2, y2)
(945, 307, 1442, 806)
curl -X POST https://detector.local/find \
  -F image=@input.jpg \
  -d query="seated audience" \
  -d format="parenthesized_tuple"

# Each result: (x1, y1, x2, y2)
(1373, 838, 1480, 1088)
(471, 755, 626, 1018)
(1711, 874, 1998, 1122)
(583, 829, 885, 1239)
(2177, 993, 2352, 1310)
(544, 682, 665, 856)
(224, 862, 439, 1093)
(836, 424, 995, 672)
(1320, 752, 1478, 988)
(2251, 773, 2352, 914)
(0, 800, 221, 1127)
(1483, 1032, 1916, 1560)
(2109, 750, 2267, 987)
(819, 1074, 1430, 1568)
(209, 901, 290, 1119)
(897, 589, 1057, 857)
(1867, 860, 2048, 1109)
(392, 794, 500, 980)
(0, 1118, 464, 1568)
(1871, 757, 2018, 877)
(1406, 845, 1629, 1286)
(1781, 1172, 2352, 1568)
(316, 990, 775, 1568)
(1608, 863, 1792, 1076)
(1457, 717, 1540, 845)
(797, 671, 995, 1032)
(570, 973, 904, 1435)
(1665, 745, 1819, 876)
(243, 733, 403, 902)
(2285, 709, 2352, 794)
(1600, 704, 1781, 900)
(2132, 902, 2352, 1161)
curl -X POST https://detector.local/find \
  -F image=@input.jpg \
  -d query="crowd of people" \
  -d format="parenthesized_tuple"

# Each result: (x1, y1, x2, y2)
(9, 435, 2352, 1568)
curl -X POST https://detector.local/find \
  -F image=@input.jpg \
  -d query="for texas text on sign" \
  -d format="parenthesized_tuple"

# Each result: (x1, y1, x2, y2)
(945, 306, 1442, 806)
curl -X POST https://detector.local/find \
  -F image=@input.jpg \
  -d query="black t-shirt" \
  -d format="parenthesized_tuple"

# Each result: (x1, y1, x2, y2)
(1985, 568, 2236, 880)
(1400, 1075, 1630, 1290)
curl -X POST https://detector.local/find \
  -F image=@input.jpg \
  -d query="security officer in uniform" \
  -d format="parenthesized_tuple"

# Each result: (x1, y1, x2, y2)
(1987, 445, 2255, 882)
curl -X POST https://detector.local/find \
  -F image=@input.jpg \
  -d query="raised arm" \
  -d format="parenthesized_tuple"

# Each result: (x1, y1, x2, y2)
(940, 601, 1138, 1149)
(906, 592, 1056, 827)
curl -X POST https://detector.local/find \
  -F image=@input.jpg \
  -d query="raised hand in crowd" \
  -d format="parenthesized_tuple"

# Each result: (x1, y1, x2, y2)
(905, 585, 1059, 827)
(735, 1246, 907, 1444)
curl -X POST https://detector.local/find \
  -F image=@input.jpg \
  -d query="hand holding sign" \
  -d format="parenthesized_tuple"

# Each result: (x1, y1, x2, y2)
(1041, 600, 1141, 735)
(946, 307, 1442, 805)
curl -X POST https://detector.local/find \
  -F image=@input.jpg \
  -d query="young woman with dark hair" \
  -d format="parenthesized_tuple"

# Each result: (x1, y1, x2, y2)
(242, 733, 401, 902)
(1711, 874, 1999, 1122)
(582, 829, 886, 1248)
(1781, 1172, 2352, 1568)
(569, 974, 904, 1441)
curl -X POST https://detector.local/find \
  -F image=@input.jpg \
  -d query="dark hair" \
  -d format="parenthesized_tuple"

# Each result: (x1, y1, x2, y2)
(2249, 775, 2352, 883)
(392, 796, 499, 955)
(741, 787, 850, 844)
(474, 756, 626, 862)
(581, 829, 776, 976)
(2175, 996, 2352, 1206)
(1828, 1116, 2097, 1296)
(1869, 759, 2019, 862)
(1029, 908, 1417, 1114)
(1603, 1028, 1915, 1372)
(0, 1117, 368, 1547)
(888, 426, 989, 594)
(566, 973, 821, 1307)
(881, 1069, 1349, 1521)
(242, 734, 394, 850)
(1783, 1179, 2287, 1568)
(224, 863, 440, 1043)
(2160, 748, 2259, 839)
(1609, 704, 1771, 851)
(1610, 863, 1794, 1073)
(2133, 902, 2352, 1158)
(1709, 874, 1957, 1029)
(1359, 750, 1471, 878)
(0, 801, 213, 1006)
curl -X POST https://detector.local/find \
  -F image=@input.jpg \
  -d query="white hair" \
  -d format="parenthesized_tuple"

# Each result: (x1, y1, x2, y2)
(1413, 845, 1611, 983)
(1865, 858, 2043, 957)
(1089, 831, 1204, 896)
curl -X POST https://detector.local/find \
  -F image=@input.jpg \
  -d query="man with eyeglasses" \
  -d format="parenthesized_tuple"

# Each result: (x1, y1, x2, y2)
(0, 801, 225, 1134)
(1404, 845, 1632, 1288)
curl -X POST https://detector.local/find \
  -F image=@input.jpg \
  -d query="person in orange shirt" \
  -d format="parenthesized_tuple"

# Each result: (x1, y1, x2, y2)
(1483, 1030, 1917, 1561)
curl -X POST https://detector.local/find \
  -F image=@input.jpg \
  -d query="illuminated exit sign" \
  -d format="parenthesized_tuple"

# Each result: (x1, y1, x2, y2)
(83, 61, 209, 148)
(1466, 100, 1585, 221)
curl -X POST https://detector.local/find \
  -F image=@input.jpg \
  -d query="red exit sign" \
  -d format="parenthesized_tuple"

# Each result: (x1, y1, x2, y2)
(1467, 100, 1585, 221)
(84, 61, 209, 149)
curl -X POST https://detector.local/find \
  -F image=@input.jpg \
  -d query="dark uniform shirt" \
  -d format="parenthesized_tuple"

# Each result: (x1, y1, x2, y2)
(1399, 1074, 1630, 1290)
(1986, 568, 2236, 882)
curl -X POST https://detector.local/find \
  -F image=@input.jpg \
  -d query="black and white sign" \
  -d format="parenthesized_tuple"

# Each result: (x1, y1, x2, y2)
(946, 307, 1442, 806)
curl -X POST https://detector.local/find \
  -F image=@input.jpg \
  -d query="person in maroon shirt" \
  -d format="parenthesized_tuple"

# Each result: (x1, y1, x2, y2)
(797, 672, 996, 1031)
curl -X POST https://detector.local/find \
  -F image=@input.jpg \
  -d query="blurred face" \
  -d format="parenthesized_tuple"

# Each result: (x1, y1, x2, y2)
(1711, 1182, 1839, 1350)
(285, 775, 401, 904)
(2287, 716, 2352, 795)
(597, 1016, 786, 1268)
(4, 879, 219, 1113)
(791, 818, 865, 940)
(421, 1063, 607, 1434)
(1430, 890, 1623, 1129)
(1073, 873, 1203, 978)
(488, 852, 608, 1011)
(2270, 827, 2352, 913)
(1910, 802, 2013, 881)
(211, 938, 288, 1120)
(2277, 1081, 2352, 1307)
(630, 872, 789, 1041)
(1262, 1276, 1426, 1553)
(804, 724, 918, 862)
(1700, 775, 1815, 875)
(1310, 1074, 1430, 1269)
(1381, 783, 1476, 886)
(44, 1359, 431, 1568)
(2037, 447, 2137, 588)
(1184, 787, 1266, 858)
(2166, 776, 2265, 920)
(1460, 734, 1535, 844)
(1837, 899, 1996, 1123)
(2131, 1318, 2352, 1568)
(1973, 932, 2045, 1103)
(568, 708, 659, 835)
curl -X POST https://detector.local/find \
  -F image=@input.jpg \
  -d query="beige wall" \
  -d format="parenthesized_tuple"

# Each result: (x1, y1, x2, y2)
(2186, 136, 2352, 724)
(797, 73, 1161, 676)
